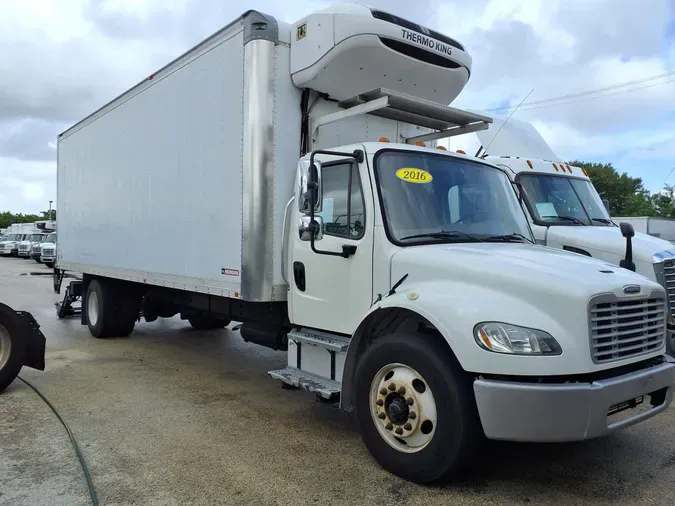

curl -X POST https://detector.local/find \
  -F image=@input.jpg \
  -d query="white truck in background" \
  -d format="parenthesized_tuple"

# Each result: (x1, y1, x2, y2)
(54, 4, 675, 483)
(40, 232, 57, 267)
(0, 223, 34, 257)
(611, 217, 675, 243)
(446, 116, 675, 355)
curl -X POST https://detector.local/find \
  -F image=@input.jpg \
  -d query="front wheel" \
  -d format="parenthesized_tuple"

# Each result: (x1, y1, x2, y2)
(353, 331, 482, 483)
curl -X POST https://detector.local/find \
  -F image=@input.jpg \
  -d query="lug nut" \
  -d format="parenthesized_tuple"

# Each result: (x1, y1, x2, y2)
(398, 386, 406, 395)
(388, 383, 396, 391)
(378, 412, 386, 420)
(385, 423, 393, 430)
(380, 388, 387, 395)
(395, 427, 403, 435)
(376, 399, 384, 406)
(404, 423, 412, 431)
(409, 412, 417, 420)
(406, 397, 414, 405)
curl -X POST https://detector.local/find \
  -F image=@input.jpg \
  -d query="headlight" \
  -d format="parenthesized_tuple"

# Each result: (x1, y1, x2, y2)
(473, 322, 562, 355)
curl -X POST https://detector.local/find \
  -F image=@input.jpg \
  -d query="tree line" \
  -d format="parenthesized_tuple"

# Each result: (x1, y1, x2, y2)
(0, 210, 56, 229)
(572, 161, 674, 217)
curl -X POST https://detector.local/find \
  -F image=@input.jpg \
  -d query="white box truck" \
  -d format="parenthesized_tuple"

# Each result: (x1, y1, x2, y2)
(0, 223, 33, 257)
(55, 4, 675, 483)
(611, 217, 675, 243)
(446, 116, 675, 356)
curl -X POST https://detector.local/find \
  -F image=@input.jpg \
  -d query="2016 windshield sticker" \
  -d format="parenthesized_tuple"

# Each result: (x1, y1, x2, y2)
(396, 168, 432, 183)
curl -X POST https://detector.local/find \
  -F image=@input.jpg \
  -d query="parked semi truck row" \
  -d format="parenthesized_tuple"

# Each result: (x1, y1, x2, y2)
(446, 116, 675, 356)
(50, 4, 675, 483)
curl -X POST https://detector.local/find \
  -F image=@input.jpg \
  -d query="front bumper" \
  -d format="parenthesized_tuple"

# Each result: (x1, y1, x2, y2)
(474, 357, 675, 442)
(41, 256, 55, 262)
(18, 250, 30, 257)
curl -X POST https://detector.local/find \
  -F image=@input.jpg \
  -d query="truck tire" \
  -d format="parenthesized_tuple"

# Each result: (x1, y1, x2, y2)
(352, 331, 482, 483)
(85, 279, 137, 338)
(113, 291, 139, 338)
(188, 316, 230, 330)
(0, 305, 26, 393)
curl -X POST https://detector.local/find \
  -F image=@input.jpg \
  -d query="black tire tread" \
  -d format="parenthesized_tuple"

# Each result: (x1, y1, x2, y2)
(0, 304, 27, 393)
(353, 330, 483, 484)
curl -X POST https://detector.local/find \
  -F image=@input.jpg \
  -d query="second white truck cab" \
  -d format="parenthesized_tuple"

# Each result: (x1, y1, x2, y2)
(53, 4, 675, 484)
(40, 233, 57, 267)
(446, 116, 675, 355)
(18, 232, 42, 258)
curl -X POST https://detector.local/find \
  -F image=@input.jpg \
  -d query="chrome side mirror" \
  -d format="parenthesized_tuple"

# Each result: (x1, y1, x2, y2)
(299, 216, 324, 241)
(297, 159, 322, 214)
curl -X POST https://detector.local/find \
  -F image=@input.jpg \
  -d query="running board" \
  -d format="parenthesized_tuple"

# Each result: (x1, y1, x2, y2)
(287, 328, 350, 352)
(268, 367, 341, 399)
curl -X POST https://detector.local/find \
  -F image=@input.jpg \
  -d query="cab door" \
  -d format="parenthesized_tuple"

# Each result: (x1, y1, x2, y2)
(288, 146, 375, 335)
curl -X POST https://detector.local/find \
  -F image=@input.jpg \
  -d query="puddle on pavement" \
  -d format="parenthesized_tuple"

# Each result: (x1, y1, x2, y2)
(20, 272, 80, 278)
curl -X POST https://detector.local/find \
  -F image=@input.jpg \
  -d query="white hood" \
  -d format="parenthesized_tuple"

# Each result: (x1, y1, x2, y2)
(391, 242, 661, 301)
(546, 226, 674, 263)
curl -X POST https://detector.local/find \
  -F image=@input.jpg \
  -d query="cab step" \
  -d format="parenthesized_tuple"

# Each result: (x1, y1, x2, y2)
(287, 328, 350, 352)
(268, 367, 340, 399)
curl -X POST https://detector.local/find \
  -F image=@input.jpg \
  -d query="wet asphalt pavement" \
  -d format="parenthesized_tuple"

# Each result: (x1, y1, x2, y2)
(1, 258, 675, 505)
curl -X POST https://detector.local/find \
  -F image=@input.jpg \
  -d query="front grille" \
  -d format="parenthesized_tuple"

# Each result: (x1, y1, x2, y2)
(43, 249, 55, 256)
(370, 9, 465, 51)
(661, 260, 675, 316)
(19, 245, 29, 251)
(32, 246, 40, 253)
(590, 296, 666, 363)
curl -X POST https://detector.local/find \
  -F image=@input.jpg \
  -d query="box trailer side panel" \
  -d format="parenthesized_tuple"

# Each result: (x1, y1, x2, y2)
(646, 218, 675, 242)
(58, 23, 247, 297)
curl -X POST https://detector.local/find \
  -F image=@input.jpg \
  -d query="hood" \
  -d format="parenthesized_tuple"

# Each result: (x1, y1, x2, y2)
(546, 226, 674, 263)
(391, 242, 662, 301)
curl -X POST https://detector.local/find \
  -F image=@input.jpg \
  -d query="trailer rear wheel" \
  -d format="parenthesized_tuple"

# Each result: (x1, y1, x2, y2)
(0, 305, 26, 392)
(353, 331, 482, 483)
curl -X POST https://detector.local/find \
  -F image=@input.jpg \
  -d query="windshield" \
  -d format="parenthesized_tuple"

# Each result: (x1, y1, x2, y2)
(30, 234, 42, 241)
(519, 174, 612, 226)
(375, 150, 533, 244)
(46, 234, 57, 243)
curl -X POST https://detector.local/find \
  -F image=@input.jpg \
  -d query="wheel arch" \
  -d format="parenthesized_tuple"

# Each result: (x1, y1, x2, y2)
(340, 304, 460, 412)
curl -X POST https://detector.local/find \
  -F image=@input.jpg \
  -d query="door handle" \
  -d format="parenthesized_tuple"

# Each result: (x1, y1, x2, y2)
(293, 262, 306, 291)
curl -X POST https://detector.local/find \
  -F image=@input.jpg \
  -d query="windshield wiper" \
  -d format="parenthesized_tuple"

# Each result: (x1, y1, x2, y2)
(400, 230, 484, 242)
(541, 215, 587, 225)
(483, 233, 534, 244)
(591, 217, 614, 225)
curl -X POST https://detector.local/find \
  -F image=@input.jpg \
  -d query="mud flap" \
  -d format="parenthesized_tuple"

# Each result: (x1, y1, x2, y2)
(14, 310, 46, 371)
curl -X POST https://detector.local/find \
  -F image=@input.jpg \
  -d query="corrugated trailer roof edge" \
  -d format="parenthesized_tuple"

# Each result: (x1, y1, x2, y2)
(57, 9, 278, 140)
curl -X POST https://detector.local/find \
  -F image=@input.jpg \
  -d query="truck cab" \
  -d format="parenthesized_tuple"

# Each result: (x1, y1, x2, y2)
(40, 233, 57, 267)
(446, 116, 675, 355)
(18, 233, 43, 258)
(0, 234, 24, 257)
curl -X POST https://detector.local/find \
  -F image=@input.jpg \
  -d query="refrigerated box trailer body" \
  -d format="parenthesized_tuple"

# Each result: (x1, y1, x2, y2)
(57, 5, 479, 303)
(55, 4, 675, 484)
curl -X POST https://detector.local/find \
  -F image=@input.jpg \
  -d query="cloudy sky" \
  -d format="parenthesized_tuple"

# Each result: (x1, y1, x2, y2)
(1, 0, 674, 214)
